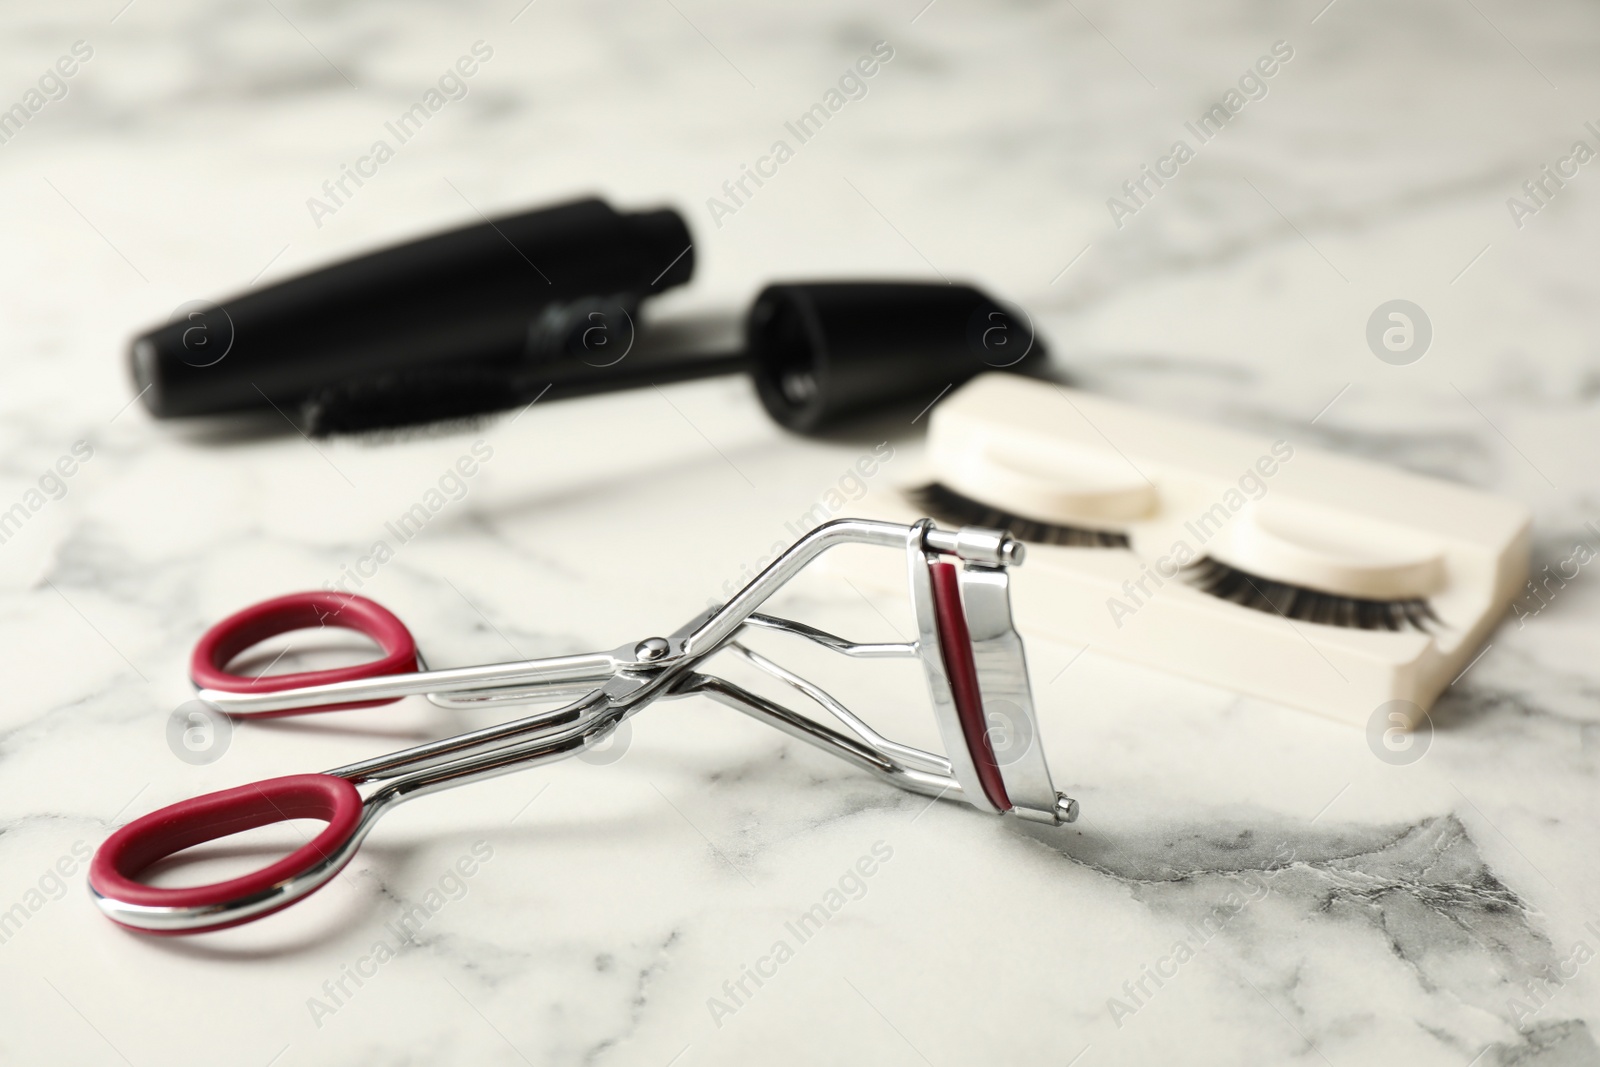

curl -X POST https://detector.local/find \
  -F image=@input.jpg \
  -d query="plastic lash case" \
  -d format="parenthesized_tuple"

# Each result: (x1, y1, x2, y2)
(837, 374, 1530, 726)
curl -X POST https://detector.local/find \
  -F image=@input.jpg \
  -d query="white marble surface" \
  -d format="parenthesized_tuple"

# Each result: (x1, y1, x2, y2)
(3, 1, 1600, 1064)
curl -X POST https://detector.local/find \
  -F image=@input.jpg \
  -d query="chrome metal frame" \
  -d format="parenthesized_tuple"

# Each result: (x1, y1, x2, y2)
(93, 518, 1076, 932)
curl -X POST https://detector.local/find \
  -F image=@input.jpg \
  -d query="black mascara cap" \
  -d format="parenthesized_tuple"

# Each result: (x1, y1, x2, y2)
(746, 281, 1045, 433)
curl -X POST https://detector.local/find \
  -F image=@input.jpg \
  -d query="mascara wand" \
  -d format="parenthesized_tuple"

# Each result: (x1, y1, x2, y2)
(300, 281, 1045, 437)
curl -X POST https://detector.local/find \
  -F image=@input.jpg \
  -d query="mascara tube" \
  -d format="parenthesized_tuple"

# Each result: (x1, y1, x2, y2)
(130, 197, 694, 419)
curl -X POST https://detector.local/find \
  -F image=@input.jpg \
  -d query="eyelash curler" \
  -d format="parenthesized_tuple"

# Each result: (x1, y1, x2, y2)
(89, 518, 1078, 935)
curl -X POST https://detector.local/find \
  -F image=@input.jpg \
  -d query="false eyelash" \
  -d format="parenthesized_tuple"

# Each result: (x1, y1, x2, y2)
(905, 483, 1131, 548)
(1183, 557, 1440, 632)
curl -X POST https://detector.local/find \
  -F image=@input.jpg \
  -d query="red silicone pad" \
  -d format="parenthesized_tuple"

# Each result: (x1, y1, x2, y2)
(89, 774, 363, 935)
(930, 561, 1011, 813)
(190, 591, 418, 714)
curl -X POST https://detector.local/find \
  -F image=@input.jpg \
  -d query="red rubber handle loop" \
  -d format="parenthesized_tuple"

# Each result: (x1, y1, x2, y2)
(89, 774, 364, 934)
(930, 561, 1012, 813)
(191, 592, 418, 714)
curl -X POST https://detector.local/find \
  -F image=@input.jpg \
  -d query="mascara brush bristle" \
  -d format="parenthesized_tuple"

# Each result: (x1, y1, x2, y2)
(301, 370, 525, 437)
(1184, 556, 1439, 632)
(906, 483, 1130, 548)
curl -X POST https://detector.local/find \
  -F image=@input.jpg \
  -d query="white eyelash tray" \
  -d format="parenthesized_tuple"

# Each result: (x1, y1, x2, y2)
(837, 374, 1530, 727)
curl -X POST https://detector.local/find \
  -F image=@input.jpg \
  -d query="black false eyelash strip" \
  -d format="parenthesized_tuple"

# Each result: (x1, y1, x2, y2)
(906, 483, 1131, 548)
(1183, 557, 1440, 632)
